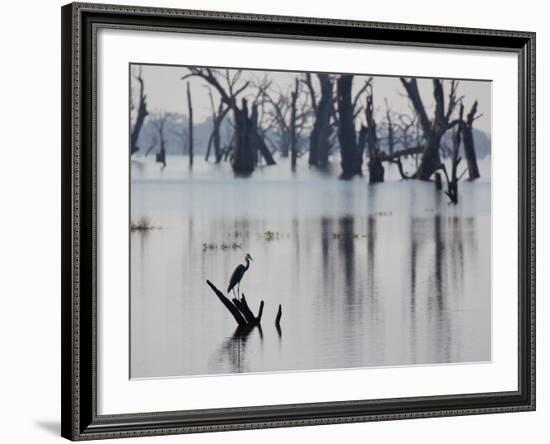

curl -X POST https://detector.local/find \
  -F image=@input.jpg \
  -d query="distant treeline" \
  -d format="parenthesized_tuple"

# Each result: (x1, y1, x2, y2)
(134, 111, 491, 160)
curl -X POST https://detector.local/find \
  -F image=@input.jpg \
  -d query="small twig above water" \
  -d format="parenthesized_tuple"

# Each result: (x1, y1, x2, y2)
(331, 232, 368, 240)
(202, 242, 242, 252)
(258, 231, 290, 241)
(130, 217, 158, 231)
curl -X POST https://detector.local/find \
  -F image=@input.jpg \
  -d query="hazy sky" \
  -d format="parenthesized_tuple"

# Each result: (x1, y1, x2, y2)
(131, 63, 491, 135)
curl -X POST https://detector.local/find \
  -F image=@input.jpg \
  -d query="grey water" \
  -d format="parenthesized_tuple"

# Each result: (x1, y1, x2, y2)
(130, 156, 491, 378)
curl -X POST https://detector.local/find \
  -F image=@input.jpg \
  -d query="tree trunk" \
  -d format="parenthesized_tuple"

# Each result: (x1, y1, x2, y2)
(442, 104, 464, 204)
(461, 101, 480, 180)
(130, 72, 148, 155)
(232, 100, 255, 175)
(337, 75, 359, 179)
(356, 125, 367, 176)
(249, 104, 260, 166)
(400, 78, 457, 181)
(186, 82, 194, 168)
(415, 132, 444, 180)
(155, 137, 166, 169)
(309, 73, 333, 169)
(365, 91, 384, 183)
(290, 79, 299, 171)
(280, 132, 290, 158)
(386, 108, 395, 155)
(443, 127, 460, 204)
(207, 106, 230, 163)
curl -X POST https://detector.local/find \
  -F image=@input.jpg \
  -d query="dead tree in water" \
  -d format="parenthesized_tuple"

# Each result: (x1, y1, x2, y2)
(400, 78, 460, 180)
(290, 78, 299, 171)
(259, 76, 310, 162)
(336, 75, 357, 179)
(364, 85, 384, 183)
(308, 73, 333, 170)
(150, 112, 171, 169)
(336, 75, 371, 179)
(130, 66, 148, 155)
(396, 113, 421, 167)
(384, 99, 396, 156)
(260, 82, 292, 157)
(182, 68, 276, 175)
(205, 88, 230, 163)
(461, 100, 481, 180)
(186, 82, 194, 168)
(441, 104, 468, 204)
(206, 280, 264, 331)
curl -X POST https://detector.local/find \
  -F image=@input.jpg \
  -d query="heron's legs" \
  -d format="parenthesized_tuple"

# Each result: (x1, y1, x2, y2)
(237, 282, 240, 298)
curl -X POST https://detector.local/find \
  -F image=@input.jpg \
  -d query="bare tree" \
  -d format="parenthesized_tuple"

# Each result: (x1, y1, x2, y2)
(460, 101, 481, 180)
(290, 78, 299, 171)
(182, 68, 276, 174)
(441, 104, 468, 204)
(336, 75, 358, 179)
(186, 82, 194, 168)
(204, 88, 230, 163)
(384, 99, 396, 156)
(400, 78, 460, 180)
(308, 73, 334, 170)
(130, 66, 148, 155)
(254, 74, 312, 168)
(149, 111, 172, 169)
(364, 84, 384, 183)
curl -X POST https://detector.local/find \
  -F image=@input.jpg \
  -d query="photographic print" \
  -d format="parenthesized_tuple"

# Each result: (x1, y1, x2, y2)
(129, 64, 491, 379)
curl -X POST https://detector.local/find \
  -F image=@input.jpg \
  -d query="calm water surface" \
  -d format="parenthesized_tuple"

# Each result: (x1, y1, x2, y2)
(130, 156, 491, 378)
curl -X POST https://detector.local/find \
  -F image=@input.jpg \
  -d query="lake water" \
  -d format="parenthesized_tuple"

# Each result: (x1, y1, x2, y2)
(130, 155, 491, 378)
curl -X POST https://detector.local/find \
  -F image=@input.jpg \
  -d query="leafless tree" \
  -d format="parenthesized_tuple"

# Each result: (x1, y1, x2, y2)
(204, 87, 230, 163)
(460, 101, 481, 180)
(363, 82, 384, 182)
(149, 111, 172, 169)
(130, 66, 148, 155)
(440, 104, 469, 203)
(289, 78, 299, 171)
(181, 68, 276, 174)
(186, 82, 194, 168)
(400, 78, 461, 180)
(308, 73, 334, 170)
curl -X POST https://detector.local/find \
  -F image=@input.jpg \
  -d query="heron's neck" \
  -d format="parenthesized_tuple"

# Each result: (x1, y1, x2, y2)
(244, 258, 250, 270)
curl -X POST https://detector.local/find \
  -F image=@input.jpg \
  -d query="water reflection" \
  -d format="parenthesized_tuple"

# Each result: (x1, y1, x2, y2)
(213, 325, 264, 374)
(130, 158, 491, 378)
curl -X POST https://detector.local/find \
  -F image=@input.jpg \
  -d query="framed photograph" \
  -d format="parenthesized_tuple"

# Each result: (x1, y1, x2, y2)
(61, 2, 535, 440)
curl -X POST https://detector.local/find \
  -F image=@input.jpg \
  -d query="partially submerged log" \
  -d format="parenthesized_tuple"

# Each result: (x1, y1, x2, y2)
(206, 280, 263, 327)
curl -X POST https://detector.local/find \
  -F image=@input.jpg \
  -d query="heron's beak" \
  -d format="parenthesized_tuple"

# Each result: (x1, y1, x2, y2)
(249, 256, 254, 262)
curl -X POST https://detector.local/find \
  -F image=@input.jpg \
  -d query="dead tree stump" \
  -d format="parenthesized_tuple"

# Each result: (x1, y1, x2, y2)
(206, 280, 263, 327)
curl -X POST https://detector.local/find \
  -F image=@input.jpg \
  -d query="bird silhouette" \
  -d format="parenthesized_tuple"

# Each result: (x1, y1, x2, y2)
(227, 253, 253, 297)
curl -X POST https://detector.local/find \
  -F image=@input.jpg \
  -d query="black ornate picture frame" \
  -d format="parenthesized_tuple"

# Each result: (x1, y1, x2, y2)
(61, 2, 535, 440)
